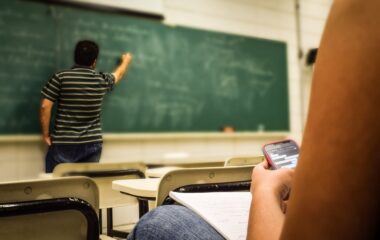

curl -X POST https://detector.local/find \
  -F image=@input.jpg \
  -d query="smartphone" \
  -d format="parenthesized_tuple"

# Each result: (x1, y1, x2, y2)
(262, 139, 299, 169)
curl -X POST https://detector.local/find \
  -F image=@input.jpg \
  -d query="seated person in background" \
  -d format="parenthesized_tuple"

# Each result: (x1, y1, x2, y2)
(127, 0, 380, 239)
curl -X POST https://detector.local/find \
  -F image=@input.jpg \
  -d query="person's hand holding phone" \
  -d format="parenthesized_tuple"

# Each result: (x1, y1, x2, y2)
(251, 160, 294, 213)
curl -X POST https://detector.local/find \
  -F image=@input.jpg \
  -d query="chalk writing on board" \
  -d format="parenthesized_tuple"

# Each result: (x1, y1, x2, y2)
(99, 22, 150, 36)
(0, 56, 54, 69)
(101, 49, 123, 58)
(0, 47, 54, 59)
(0, 8, 22, 18)
(30, 13, 47, 21)
(113, 34, 133, 43)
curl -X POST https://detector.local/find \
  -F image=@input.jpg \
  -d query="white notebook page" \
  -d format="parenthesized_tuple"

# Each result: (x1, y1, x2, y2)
(169, 191, 252, 240)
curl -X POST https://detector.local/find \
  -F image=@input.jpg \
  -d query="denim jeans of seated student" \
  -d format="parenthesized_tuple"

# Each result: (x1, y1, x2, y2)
(127, 205, 225, 240)
(45, 142, 102, 173)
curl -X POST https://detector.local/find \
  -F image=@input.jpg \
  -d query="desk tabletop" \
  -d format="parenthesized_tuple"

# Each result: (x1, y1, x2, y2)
(145, 156, 225, 165)
(145, 166, 183, 178)
(112, 178, 160, 199)
(38, 173, 53, 179)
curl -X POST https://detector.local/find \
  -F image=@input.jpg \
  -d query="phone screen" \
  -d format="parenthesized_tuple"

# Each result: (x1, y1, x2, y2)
(264, 140, 299, 169)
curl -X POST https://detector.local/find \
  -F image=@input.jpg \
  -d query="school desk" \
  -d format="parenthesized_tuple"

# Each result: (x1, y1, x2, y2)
(112, 178, 160, 217)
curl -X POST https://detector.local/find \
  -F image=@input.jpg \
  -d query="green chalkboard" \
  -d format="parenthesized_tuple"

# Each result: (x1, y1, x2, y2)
(0, 0, 289, 134)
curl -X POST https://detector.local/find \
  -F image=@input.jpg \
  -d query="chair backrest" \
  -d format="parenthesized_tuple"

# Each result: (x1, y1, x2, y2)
(0, 177, 99, 240)
(53, 162, 146, 209)
(155, 166, 254, 207)
(224, 155, 264, 167)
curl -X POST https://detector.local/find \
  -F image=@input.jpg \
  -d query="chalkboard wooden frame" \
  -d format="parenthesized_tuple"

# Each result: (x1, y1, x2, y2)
(0, 132, 289, 142)
(27, 0, 165, 20)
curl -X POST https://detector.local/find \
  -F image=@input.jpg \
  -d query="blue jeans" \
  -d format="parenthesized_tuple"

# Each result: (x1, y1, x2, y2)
(45, 142, 102, 173)
(127, 205, 225, 240)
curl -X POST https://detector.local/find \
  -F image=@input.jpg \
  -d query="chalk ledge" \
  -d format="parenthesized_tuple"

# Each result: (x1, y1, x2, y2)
(0, 132, 289, 142)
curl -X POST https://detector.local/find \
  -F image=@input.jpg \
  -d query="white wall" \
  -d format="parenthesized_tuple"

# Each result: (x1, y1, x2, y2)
(0, 0, 332, 182)
(299, 0, 332, 124)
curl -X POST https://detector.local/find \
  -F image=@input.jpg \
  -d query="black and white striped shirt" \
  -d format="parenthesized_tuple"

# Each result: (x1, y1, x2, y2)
(41, 66, 115, 144)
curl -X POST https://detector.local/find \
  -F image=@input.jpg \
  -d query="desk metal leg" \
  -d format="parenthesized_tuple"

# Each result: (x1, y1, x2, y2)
(107, 208, 112, 236)
(99, 209, 103, 234)
(138, 198, 149, 218)
(107, 208, 128, 238)
(118, 191, 154, 219)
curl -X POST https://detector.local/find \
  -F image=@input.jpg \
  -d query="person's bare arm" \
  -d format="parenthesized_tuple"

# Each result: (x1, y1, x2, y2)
(247, 161, 293, 240)
(112, 52, 132, 84)
(40, 98, 54, 146)
(280, 0, 380, 239)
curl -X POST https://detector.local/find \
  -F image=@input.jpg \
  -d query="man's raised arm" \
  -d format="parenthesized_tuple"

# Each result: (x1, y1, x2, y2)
(112, 52, 132, 84)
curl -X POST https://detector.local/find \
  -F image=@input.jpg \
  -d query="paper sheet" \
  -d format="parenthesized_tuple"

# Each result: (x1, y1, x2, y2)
(169, 191, 252, 240)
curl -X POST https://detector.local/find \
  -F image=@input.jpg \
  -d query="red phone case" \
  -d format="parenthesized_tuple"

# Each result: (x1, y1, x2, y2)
(262, 139, 299, 169)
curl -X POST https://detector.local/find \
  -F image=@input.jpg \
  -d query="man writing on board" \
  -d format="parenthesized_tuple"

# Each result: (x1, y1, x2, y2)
(40, 40, 132, 173)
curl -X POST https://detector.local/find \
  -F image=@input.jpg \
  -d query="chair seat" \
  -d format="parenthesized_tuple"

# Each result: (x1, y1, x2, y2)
(100, 234, 117, 240)
(113, 223, 136, 233)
